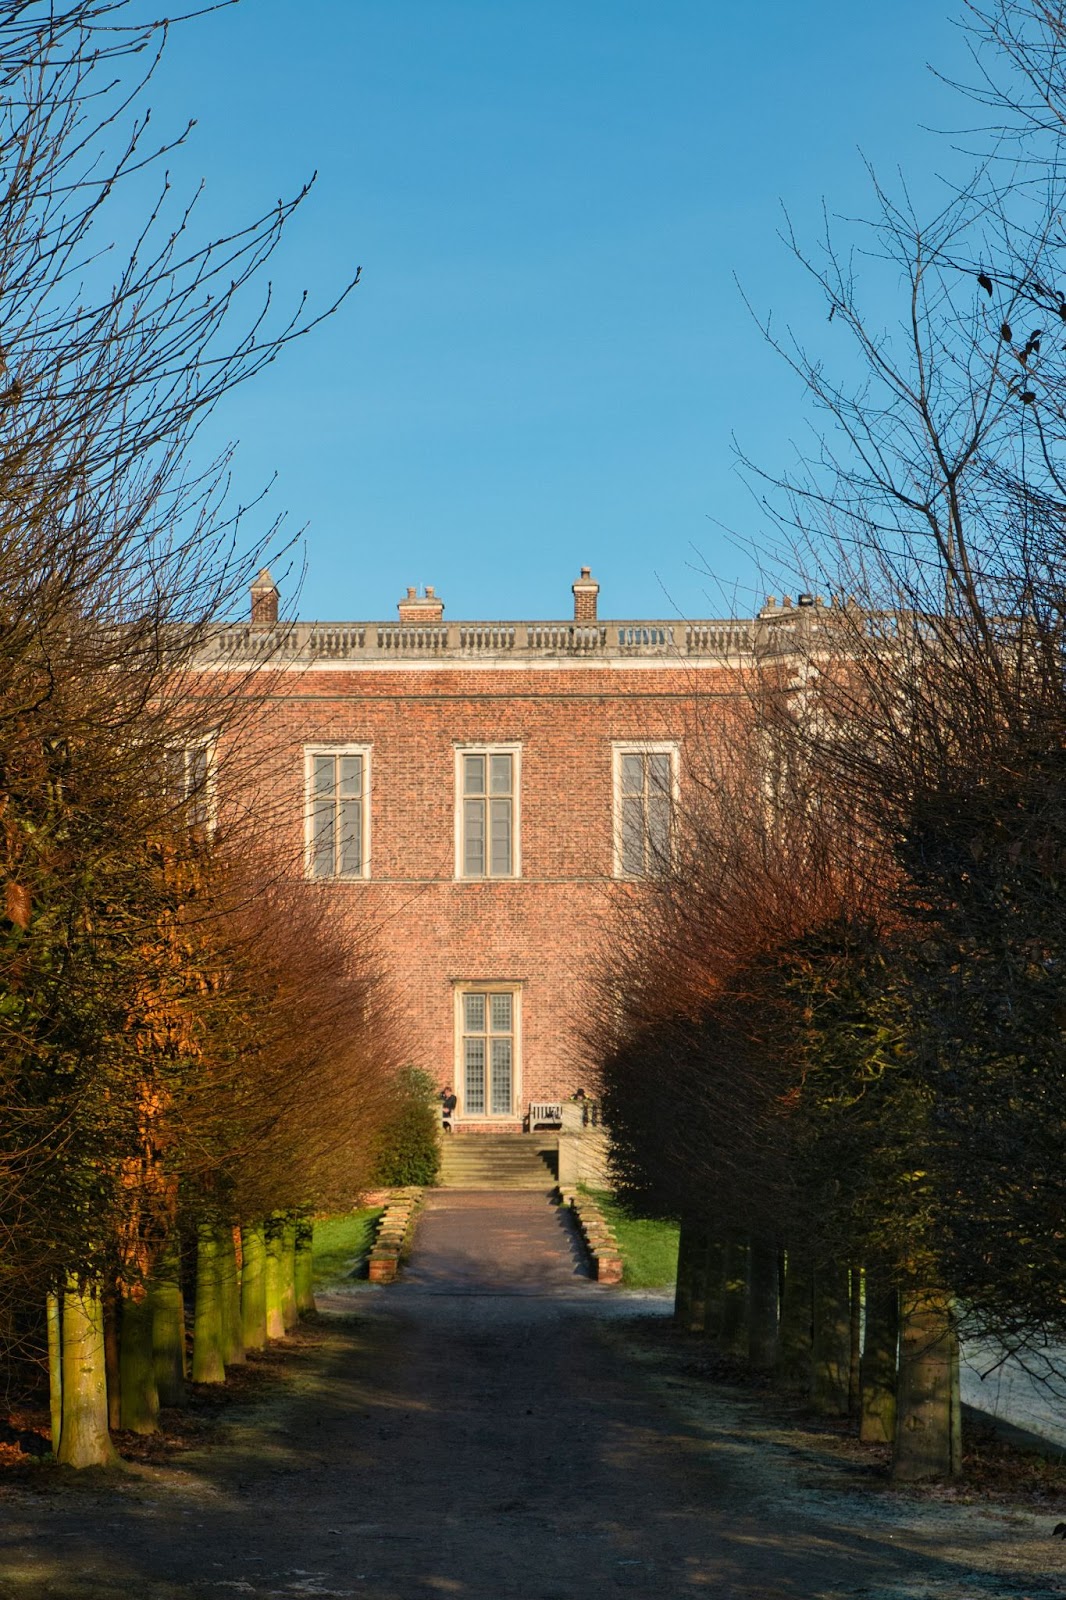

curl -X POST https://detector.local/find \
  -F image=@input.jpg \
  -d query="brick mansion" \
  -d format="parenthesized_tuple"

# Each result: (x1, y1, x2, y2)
(197, 568, 795, 1131)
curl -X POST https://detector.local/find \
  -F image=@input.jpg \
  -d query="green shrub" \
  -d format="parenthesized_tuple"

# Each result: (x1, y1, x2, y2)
(373, 1066, 441, 1187)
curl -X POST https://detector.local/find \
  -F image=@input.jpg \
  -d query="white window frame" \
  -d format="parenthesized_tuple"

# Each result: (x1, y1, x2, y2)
(452, 981, 523, 1121)
(453, 743, 522, 880)
(167, 734, 218, 834)
(612, 740, 680, 879)
(303, 744, 372, 881)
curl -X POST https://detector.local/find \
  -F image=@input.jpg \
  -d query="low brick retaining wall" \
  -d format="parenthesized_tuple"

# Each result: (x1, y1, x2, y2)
(367, 1187, 422, 1283)
(560, 1188, 624, 1284)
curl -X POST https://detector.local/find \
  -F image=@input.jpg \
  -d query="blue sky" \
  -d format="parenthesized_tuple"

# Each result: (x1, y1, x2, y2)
(139, 0, 974, 622)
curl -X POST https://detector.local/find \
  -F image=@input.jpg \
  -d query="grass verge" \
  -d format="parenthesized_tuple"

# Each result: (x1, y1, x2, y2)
(312, 1207, 384, 1288)
(583, 1188, 679, 1289)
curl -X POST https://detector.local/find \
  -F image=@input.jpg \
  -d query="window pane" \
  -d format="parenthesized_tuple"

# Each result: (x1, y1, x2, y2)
(165, 747, 184, 800)
(313, 754, 336, 796)
(489, 798, 512, 876)
(621, 795, 645, 876)
(339, 755, 363, 797)
(464, 993, 486, 1032)
(312, 800, 335, 878)
(490, 992, 512, 1032)
(648, 795, 671, 867)
(463, 798, 485, 876)
(464, 754, 485, 796)
(620, 753, 644, 795)
(339, 799, 362, 875)
(489, 753, 512, 794)
(188, 745, 209, 793)
(648, 753, 671, 794)
(490, 1037, 512, 1114)
(464, 1038, 486, 1114)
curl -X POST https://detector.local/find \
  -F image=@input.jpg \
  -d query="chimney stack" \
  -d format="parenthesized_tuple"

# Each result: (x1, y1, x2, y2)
(397, 584, 444, 623)
(572, 565, 599, 622)
(250, 567, 279, 627)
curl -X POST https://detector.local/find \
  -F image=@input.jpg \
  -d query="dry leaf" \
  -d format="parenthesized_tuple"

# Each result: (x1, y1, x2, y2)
(4, 882, 30, 929)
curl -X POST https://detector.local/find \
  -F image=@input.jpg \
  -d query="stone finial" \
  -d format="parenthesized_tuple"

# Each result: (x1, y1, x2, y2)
(398, 584, 444, 623)
(250, 567, 279, 627)
(572, 566, 600, 623)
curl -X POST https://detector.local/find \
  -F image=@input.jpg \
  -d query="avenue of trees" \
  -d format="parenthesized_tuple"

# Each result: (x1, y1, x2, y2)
(0, 2, 400, 1466)
(596, 0, 1066, 1482)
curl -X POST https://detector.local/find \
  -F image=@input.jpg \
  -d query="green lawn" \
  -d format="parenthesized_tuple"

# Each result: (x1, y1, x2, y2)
(584, 1188, 680, 1289)
(312, 1208, 383, 1288)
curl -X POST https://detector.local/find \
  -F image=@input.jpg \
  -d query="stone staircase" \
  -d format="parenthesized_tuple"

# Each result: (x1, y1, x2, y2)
(438, 1133, 558, 1190)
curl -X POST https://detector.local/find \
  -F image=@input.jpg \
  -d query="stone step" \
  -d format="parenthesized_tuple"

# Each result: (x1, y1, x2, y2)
(438, 1137, 557, 1190)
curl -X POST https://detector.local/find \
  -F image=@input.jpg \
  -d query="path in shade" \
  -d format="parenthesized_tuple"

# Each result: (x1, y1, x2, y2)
(0, 1190, 1058, 1600)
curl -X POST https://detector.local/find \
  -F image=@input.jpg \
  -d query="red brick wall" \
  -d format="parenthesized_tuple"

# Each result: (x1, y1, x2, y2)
(212, 659, 737, 1126)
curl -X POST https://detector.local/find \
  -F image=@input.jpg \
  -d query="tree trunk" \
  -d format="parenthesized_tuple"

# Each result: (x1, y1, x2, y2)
(811, 1262, 851, 1415)
(264, 1217, 286, 1339)
(218, 1224, 245, 1366)
(702, 1237, 726, 1345)
(860, 1268, 898, 1444)
(192, 1223, 226, 1383)
(682, 1220, 710, 1334)
(720, 1239, 749, 1356)
(893, 1287, 961, 1481)
(849, 1267, 863, 1420)
(747, 1236, 779, 1370)
(103, 1285, 121, 1432)
(119, 1293, 159, 1434)
(46, 1290, 62, 1456)
(294, 1218, 316, 1315)
(241, 1221, 268, 1350)
(673, 1217, 695, 1327)
(281, 1217, 298, 1331)
(777, 1250, 813, 1387)
(149, 1241, 186, 1406)
(56, 1277, 118, 1468)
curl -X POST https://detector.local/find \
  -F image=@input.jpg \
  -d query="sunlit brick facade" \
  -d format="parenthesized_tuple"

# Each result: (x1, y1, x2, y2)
(199, 569, 789, 1130)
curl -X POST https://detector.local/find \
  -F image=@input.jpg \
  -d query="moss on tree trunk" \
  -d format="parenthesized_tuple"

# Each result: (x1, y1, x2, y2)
(119, 1292, 159, 1433)
(46, 1290, 62, 1455)
(294, 1218, 316, 1315)
(811, 1263, 851, 1415)
(241, 1222, 268, 1350)
(149, 1241, 186, 1406)
(281, 1218, 298, 1331)
(264, 1217, 286, 1339)
(192, 1223, 226, 1384)
(860, 1269, 898, 1444)
(56, 1277, 118, 1468)
(893, 1287, 961, 1481)
(219, 1225, 245, 1366)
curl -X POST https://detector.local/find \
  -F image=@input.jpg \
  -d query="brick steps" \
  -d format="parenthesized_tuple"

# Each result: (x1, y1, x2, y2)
(439, 1135, 557, 1190)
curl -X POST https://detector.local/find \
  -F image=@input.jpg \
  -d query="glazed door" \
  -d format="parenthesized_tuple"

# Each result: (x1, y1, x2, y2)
(461, 991, 515, 1116)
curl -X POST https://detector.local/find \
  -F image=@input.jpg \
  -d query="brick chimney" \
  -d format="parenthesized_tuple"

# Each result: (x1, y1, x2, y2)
(397, 584, 444, 623)
(250, 567, 279, 626)
(572, 566, 599, 622)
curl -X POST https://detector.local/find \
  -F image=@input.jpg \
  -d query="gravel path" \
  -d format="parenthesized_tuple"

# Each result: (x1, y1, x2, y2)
(0, 1190, 1063, 1599)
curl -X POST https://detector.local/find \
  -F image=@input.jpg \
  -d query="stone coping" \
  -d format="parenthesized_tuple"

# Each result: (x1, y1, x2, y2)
(560, 1188, 624, 1285)
(367, 1187, 423, 1284)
